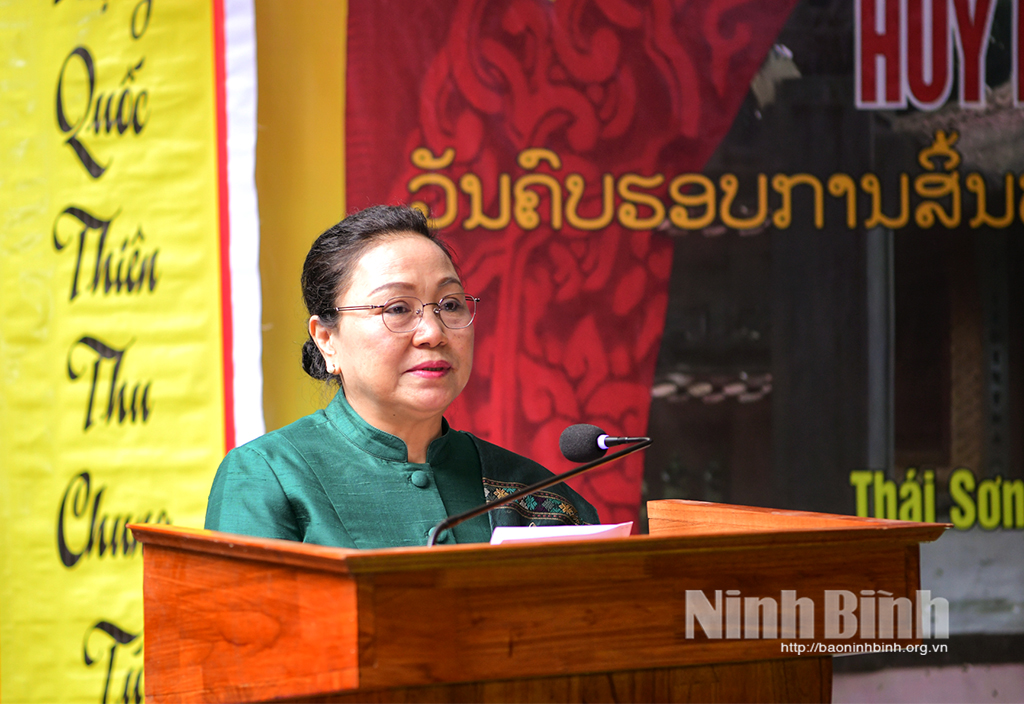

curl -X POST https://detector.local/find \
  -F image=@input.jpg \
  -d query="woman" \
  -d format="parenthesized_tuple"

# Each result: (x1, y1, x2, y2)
(205, 205, 598, 548)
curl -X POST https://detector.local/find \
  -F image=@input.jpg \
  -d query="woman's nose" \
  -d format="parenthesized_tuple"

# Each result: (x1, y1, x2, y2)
(413, 306, 446, 345)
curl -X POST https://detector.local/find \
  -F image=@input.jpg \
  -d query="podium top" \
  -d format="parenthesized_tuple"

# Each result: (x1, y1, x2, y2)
(130, 499, 947, 576)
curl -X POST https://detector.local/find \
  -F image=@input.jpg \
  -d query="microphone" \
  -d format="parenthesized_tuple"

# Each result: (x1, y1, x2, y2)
(426, 424, 652, 546)
(559, 424, 652, 463)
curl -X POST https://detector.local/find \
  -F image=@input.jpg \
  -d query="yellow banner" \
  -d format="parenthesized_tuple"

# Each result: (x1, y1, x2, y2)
(1, 1, 231, 701)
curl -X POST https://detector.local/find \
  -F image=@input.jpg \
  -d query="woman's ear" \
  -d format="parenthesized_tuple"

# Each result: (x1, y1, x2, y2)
(309, 316, 338, 372)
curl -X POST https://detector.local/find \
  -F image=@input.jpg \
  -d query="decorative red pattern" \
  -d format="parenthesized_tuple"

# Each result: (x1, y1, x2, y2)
(346, 0, 797, 523)
(212, 0, 235, 453)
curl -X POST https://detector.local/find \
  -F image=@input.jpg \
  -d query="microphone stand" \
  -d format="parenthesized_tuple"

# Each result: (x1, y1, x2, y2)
(426, 438, 652, 547)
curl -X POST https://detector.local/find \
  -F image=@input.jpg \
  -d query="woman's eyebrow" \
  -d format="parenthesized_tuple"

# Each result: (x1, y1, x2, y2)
(366, 277, 463, 298)
(367, 281, 413, 298)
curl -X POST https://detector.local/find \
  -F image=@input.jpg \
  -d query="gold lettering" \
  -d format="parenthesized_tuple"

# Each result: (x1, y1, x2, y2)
(861, 173, 910, 229)
(409, 174, 458, 229)
(408, 148, 458, 228)
(565, 173, 615, 230)
(719, 174, 768, 230)
(772, 173, 824, 229)
(966, 172, 1014, 228)
(459, 173, 512, 230)
(617, 173, 666, 230)
(513, 149, 563, 230)
(668, 174, 716, 230)
(914, 130, 961, 228)
(827, 174, 858, 229)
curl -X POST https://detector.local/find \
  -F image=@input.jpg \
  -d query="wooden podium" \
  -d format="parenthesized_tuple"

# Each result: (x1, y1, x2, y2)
(131, 500, 947, 703)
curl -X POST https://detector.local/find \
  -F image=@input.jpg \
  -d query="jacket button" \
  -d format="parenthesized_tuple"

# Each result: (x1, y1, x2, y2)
(411, 470, 430, 488)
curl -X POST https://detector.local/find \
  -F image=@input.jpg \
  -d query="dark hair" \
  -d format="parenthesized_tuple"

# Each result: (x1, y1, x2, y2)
(300, 205, 455, 382)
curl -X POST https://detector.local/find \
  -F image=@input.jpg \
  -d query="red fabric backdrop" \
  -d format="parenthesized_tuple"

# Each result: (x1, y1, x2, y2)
(345, 0, 798, 524)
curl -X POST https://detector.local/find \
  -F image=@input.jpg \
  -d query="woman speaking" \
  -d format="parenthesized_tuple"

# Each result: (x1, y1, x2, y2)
(205, 205, 598, 548)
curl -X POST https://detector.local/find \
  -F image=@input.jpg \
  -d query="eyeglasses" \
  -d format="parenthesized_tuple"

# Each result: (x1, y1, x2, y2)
(331, 294, 480, 333)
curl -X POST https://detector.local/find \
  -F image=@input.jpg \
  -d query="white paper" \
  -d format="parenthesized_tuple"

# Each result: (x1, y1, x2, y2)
(490, 522, 633, 545)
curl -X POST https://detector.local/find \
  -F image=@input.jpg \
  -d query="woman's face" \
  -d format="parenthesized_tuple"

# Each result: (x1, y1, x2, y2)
(312, 233, 474, 431)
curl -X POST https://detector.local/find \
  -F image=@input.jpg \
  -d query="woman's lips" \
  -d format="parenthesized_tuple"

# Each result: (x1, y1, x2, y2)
(406, 361, 452, 378)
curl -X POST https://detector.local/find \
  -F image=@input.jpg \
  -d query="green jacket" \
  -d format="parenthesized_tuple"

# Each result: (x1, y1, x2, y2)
(205, 390, 599, 549)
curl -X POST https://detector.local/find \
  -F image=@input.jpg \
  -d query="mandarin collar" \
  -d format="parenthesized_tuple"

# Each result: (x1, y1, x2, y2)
(325, 389, 452, 464)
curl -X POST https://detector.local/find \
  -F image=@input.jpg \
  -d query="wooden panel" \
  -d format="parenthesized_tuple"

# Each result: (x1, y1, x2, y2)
(353, 534, 922, 690)
(293, 659, 832, 703)
(142, 545, 359, 703)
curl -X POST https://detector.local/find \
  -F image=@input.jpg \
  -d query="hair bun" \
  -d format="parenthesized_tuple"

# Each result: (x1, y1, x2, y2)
(301, 338, 332, 381)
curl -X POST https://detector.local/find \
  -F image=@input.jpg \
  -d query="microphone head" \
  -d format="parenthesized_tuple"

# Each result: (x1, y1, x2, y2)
(559, 424, 607, 463)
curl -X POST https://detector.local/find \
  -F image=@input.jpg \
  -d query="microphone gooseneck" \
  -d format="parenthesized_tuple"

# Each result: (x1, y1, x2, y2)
(426, 424, 652, 547)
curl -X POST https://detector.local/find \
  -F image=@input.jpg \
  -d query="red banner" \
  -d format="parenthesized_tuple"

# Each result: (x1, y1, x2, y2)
(346, 0, 798, 523)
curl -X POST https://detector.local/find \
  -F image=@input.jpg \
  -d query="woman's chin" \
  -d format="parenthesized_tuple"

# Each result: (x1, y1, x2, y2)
(403, 376, 466, 406)
(400, 388, 460, 418)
